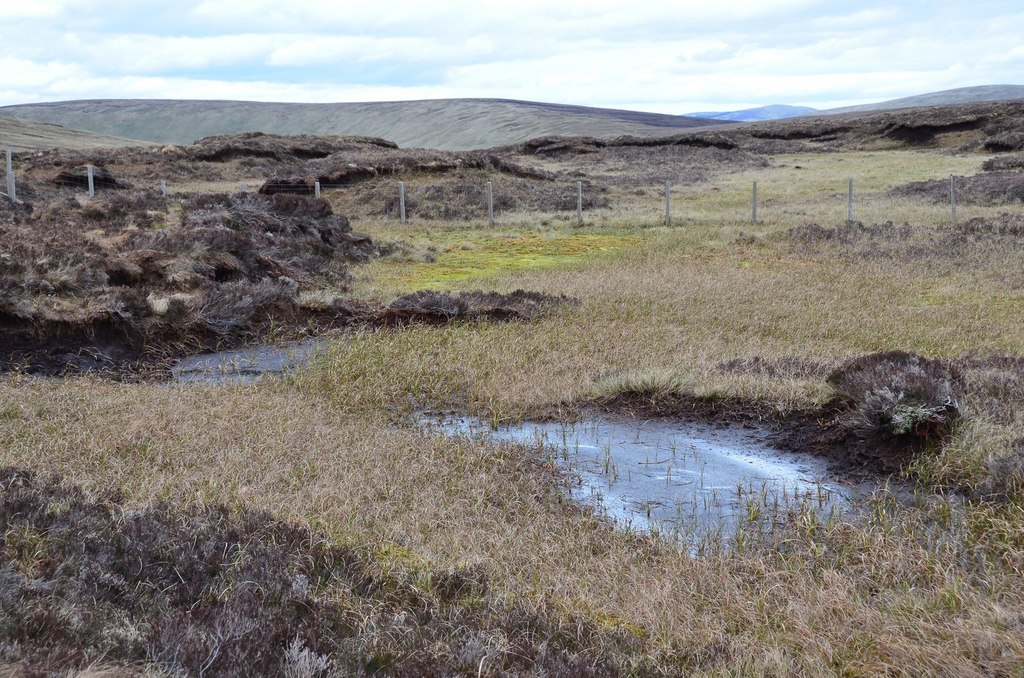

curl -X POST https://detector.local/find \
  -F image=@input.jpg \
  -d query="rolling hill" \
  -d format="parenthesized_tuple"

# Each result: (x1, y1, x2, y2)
(0, 115, 150, 151)
(0, 99, 725, 151)
(687, 104, 818, 122)
(827, 84, 1024, 114)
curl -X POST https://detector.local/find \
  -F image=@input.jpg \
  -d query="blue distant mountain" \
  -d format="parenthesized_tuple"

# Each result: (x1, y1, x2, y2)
(687, 104, 818, 122)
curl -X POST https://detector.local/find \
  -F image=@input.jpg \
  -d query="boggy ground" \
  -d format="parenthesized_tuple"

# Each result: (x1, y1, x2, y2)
(3, 101, 1024, 675)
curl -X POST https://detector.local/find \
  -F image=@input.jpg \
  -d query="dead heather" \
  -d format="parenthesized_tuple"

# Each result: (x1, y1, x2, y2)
(0, 467, 640, 676)
(891, 171, 1024, 206)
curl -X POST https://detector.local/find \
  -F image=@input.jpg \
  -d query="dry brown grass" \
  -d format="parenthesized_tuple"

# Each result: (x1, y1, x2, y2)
(3, 378, 1024, 675)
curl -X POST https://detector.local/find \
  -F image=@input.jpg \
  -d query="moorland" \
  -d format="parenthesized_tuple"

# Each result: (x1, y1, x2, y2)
(1, 96, 1024, 675)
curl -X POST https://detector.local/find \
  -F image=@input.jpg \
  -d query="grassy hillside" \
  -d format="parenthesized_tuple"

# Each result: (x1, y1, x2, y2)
(0, 114, 150, 151)
(0, 98, 725, 150)
(829, 84, 1024, 114)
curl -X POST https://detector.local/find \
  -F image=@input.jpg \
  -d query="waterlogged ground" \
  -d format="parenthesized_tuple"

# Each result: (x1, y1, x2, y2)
(171, 340, 326, 384)
(169, 342, 856, 542)
(420, 414, 855, 541)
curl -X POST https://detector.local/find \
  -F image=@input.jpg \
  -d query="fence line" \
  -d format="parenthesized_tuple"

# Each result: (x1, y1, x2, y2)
(577, 180, 583, 225)
(751, 181, 758, 224)
(399, 181, 407, 224)
(2, 148, 968, 226)
(951, 175, 957, 224)
(486, 180, 494, 228)
(128, 176, 973, 226)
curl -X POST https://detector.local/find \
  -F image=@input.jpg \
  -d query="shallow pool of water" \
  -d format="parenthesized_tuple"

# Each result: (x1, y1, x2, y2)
(171, 340, 325, 384)
(420, 414, 855, 538)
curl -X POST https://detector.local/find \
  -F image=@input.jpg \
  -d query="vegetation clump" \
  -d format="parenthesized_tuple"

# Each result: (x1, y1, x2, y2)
(0, 467, 641, 676)
(383, 289, 574, 324)
(825, 351, 961, 467)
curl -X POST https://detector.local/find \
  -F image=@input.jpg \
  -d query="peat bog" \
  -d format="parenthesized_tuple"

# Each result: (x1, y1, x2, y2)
(3, 98, 1024, 674)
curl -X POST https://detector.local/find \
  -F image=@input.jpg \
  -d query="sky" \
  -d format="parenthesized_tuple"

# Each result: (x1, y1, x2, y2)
(1, 0, 1023, 114)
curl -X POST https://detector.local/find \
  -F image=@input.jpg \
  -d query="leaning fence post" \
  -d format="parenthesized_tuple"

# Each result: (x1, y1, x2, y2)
(314, 181, 321, 199)
(486, 180, 494, 228)
(664, 181, 672, 226)
(399, 181, 407, 224)
(950, 175, 957, 224)
(5, 149, 15, 201)
(577, 181, 583, 224)
(87, 164, 95, 197)
(847, 178, 854, 224)
(751, 180, 757, 224)
(160, 179, 167, 198)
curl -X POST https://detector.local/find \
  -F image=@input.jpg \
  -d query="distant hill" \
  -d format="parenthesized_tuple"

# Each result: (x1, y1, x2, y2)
(827, 85, 1024, 114)
(0, 115, 149, 151)
(688, 104, 817, 122)
(0, 99, 726, 151)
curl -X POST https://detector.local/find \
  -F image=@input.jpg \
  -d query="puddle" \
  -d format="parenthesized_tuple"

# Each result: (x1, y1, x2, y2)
(170, 340, 325, 384)
(420, 414, 856, 540)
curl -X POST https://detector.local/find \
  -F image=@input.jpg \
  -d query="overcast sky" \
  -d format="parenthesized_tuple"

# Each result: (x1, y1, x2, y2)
(2, 0, 1022, 113)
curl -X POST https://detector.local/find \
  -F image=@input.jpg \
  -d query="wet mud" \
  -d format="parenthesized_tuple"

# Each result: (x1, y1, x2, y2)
(587, 352, 964, 480)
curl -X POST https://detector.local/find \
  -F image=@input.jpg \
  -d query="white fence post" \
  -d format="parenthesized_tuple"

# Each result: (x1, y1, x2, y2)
(160, 179, 167, 198)
(577, 181, 583, 224)
(950, 175, 957, 224)
(847, 178, 854, 224)
(239, 182, 246, 192)
(399, 181, 407, 224)
(5, 149, 15, 201)
(486, 180, 494, 228)
(314, 181, 321, 199)
(664, 181, 671, 226)
(87, 164, 95, 197)
(751, 180, 757, 224)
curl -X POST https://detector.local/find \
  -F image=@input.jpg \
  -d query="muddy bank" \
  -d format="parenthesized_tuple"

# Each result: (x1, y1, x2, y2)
(1, 289, 573, 378)
(165, 290, 575, 383)
(891, 170, 1024, 205)
(581, 352, 965, 479)
(383, 289, 575, 324)
(0, 173, 577, 376)
(0, 189, 377, 375)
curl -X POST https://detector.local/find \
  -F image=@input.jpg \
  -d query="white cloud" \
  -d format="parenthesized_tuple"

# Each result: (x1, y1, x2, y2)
(0, 1, 1021, 111)
(0, 0, 86, 20)
(267, 36, 496, 67)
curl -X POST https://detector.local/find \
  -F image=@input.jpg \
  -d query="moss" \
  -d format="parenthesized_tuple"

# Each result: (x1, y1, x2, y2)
(365, 230, 642, 292)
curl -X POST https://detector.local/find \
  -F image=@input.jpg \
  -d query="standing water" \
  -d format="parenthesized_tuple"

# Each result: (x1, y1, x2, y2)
(171, 340, 325, 384)
(419, 414, 854, 540)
